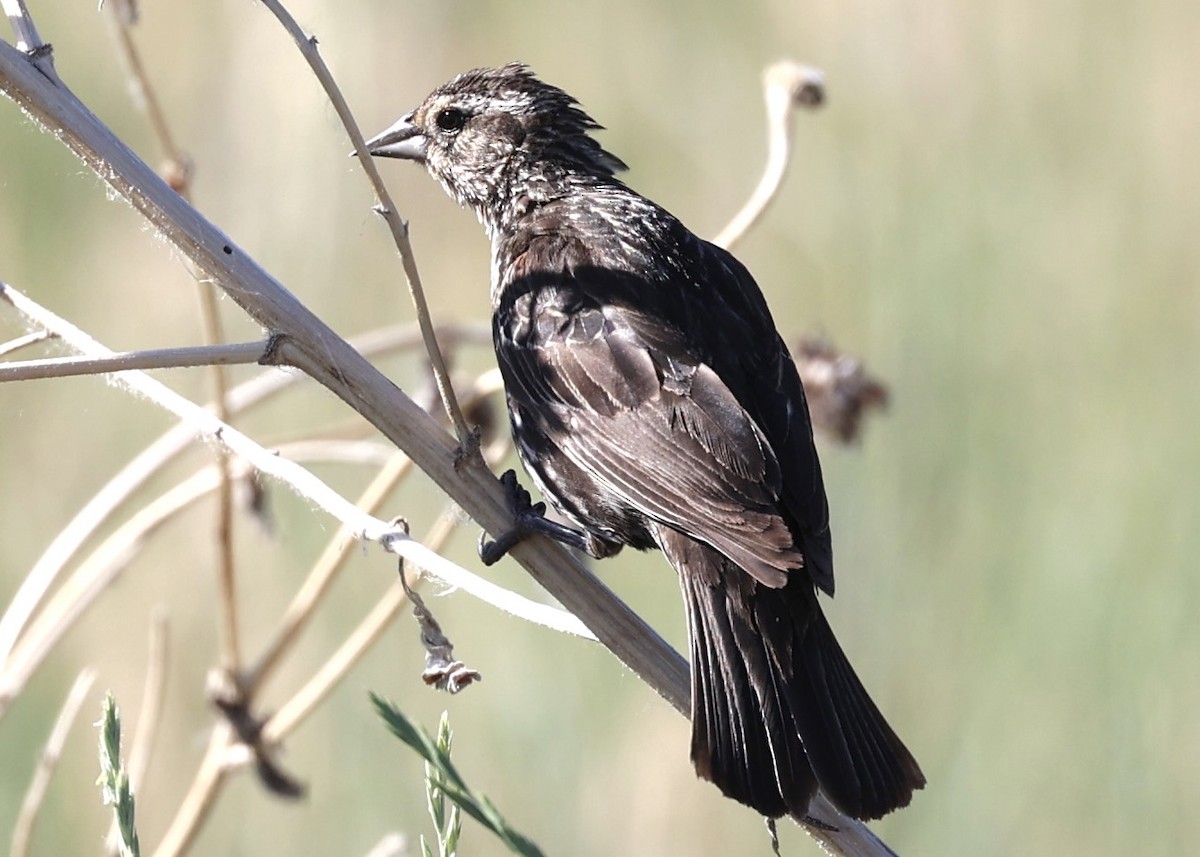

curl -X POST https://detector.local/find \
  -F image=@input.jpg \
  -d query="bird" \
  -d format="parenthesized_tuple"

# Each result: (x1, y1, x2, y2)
(366, 63, 924, 822)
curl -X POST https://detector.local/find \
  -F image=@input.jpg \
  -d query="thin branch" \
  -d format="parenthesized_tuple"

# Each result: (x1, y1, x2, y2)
(151, 722, 233, 857)
(99, 0, 247, 686)
(0, 340, 269, 381)
(127, 610, 168, 790)
(713, 61, 825, 250)
(0, 321, 485, 673)
(102, 0, 192, 194)
(0, 328, 56, 356)
(107, 0, 243, 684)
(0, 282, 391, 536)
(1, 0, 54, 77)
(253, 0, 474, 450)
(0, 439, 585, 716)
(10, 668, 97, 857)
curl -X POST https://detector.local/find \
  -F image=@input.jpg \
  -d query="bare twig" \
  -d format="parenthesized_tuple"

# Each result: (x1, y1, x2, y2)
(0, 340, 269, 381)
(10, 668, 96, 857)
(102, 0, 191, 193)
(713, 61, 825, 250)
(103, 611, 167, 856)
(0, 328, 56, 356)
(151, 722, 234, 857)
(102, 0, 240, 686)
(0, 282, 397, 540)
(0, 439, 585, 716)
(0, 321, 486, 673)
(253, 0, 474, 451)
(1, 0, 54, 77)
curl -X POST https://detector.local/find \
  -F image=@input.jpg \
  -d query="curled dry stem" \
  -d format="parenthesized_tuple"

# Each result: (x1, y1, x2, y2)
(713, 61, 825, 251)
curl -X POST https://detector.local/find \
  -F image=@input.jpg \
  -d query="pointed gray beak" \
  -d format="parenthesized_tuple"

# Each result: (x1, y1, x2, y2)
(365, 113, 427, 161)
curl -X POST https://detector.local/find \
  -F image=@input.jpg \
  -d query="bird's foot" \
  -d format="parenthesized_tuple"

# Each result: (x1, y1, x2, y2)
(478, 469, 594, 565)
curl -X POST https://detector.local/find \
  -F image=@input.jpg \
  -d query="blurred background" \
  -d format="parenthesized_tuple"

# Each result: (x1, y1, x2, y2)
(2, 0, 1198, 854)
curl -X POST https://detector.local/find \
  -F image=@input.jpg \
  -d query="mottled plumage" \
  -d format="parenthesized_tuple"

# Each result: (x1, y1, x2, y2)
(367, 63, 924, 821)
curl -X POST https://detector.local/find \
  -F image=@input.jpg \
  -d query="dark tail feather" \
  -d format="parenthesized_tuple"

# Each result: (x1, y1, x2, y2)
(668, 531, 925, 821)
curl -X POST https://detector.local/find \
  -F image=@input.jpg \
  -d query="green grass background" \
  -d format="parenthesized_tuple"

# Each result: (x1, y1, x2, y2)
(2, 1, 1198, 854)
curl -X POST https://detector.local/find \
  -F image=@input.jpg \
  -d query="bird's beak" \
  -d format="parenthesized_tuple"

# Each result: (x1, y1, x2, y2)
(365, 113, 427, 161)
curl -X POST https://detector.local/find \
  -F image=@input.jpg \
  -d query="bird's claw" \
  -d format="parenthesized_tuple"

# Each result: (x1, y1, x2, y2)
(478, 469, 547, 565)
(478, 469, 595, 564)
(478, 528, 519, 566)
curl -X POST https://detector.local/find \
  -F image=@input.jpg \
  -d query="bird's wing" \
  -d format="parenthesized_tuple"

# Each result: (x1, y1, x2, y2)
(698, 241, 834, 590)
(497, 278, 804, 588)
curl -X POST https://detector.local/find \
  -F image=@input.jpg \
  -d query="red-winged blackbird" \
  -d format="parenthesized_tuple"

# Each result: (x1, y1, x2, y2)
(367, 63, 924, 822)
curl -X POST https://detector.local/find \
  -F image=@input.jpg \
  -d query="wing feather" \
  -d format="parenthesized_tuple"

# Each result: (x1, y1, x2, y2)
(498, 280, 803, 587)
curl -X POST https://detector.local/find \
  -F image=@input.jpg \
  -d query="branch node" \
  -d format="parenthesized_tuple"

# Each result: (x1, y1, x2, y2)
(259, 332, 289, 366)
(160, 152, 194, 193)
(206, 668, 306, 799)
(452, 425, 483, 471)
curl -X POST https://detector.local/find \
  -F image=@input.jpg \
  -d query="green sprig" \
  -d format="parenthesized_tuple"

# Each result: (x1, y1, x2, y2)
(371, 694, 546, 857)
(96, 692, 141, 857)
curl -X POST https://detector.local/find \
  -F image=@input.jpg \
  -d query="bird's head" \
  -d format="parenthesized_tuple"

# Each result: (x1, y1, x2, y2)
(366, 63, 626, 231)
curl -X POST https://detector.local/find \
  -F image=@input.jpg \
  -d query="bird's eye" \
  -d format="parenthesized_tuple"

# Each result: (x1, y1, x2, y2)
(434, 108, 467, 132)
